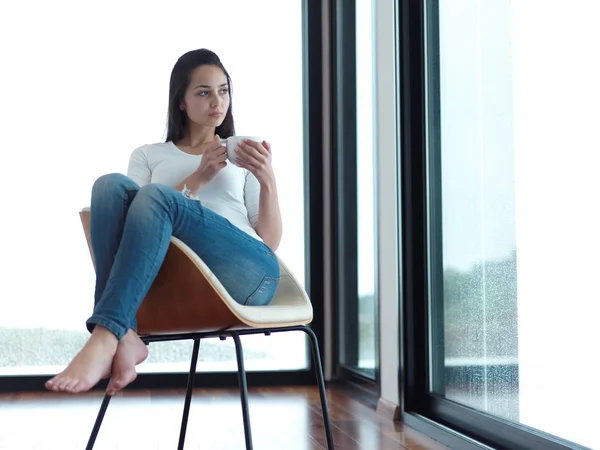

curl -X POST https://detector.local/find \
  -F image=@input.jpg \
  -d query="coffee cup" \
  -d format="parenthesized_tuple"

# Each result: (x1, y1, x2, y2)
(219, 136, 262, 167)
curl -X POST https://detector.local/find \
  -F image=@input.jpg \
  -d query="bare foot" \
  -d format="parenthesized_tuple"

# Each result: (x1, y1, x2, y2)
(45, 326, 118, 394)
(106, 329, 149, 396)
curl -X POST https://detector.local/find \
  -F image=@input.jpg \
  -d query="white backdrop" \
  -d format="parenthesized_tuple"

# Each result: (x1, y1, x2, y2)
(0, 0, 307, 371)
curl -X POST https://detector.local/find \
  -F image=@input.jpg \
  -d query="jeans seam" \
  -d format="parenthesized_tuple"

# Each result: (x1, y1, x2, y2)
(122, 185, 172, 321)
(244, 276, 280, 306)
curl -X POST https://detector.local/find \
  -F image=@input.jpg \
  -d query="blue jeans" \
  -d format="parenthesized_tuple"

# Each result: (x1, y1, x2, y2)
(86, 173, 280, 339)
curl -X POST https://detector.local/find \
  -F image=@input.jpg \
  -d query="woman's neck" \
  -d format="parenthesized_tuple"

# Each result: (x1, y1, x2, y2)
(177, 125, 216, 148)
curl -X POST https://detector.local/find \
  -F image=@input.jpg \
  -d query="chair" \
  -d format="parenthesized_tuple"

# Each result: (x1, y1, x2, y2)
(78, 208, 334, 450)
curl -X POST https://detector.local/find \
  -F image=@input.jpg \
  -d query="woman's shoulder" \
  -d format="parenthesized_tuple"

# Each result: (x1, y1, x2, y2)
(130, 141, 177, 159)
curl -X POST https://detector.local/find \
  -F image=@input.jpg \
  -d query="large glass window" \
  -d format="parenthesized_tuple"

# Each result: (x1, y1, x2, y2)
(336, 0, 378, 381)
(356, 0, 377, 372)
(427, 1, 599, 448)
(0, 0, 307, 376)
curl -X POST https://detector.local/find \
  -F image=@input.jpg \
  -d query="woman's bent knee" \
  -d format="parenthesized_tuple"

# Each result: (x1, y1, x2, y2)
(137, 183, 166, 198)
(92, 173, 138, 197)
(132, 184, 178, 210)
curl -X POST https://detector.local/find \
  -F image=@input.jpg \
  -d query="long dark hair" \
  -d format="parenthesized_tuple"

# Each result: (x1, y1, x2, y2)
(165, 49, 235, 142)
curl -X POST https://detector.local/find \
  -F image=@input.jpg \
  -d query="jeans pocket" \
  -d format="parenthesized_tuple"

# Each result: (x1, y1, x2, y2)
(244, 276, 280, 306)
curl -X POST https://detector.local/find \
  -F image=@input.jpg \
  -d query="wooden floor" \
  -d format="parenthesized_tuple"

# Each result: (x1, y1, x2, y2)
(0, 385, 449, 450)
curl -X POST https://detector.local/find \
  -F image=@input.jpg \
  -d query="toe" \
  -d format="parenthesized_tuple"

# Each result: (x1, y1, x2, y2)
(64, 379, 79, 393)
(107, 377, 123, 395)
(72, 378, 96, 394)
(107, 372, 134, 395)
(105, 382, 117, 396)
(70, 381, 84, 393)
(56, 379, 71, 392)
(49, 376, 64, 392)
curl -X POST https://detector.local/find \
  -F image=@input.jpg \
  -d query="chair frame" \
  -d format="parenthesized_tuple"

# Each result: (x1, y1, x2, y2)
(85, 325, 334, 450)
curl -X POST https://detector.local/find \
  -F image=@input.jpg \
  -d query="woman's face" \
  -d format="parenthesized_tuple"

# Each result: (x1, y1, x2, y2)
(181, 65, 230, 129)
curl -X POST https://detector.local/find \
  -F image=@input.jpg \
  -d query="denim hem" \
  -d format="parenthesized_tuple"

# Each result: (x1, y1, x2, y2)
(86, 315, 126, 340)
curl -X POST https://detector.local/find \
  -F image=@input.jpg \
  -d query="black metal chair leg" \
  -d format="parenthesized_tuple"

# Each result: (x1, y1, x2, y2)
(230, 332, 253, 450)
(303, 326, 335, 449)
(178, 338, 201, 450)
(85, 393, 112, 450)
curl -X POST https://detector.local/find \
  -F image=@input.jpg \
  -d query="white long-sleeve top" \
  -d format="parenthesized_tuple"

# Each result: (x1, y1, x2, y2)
(127, 141, 262, 242)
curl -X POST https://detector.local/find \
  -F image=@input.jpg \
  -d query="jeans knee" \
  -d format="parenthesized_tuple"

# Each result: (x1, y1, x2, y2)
(134, 183, 174, 208)
(138, 182, 166, 197)
(92, 173, 137, 197)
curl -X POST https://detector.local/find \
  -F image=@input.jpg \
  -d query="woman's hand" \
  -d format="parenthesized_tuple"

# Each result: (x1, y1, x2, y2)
(235, 139, 275, 187)
(195, 135, 228, 185)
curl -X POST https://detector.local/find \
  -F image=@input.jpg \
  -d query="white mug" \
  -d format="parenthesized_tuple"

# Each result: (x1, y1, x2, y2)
(220, 136, 262, 167)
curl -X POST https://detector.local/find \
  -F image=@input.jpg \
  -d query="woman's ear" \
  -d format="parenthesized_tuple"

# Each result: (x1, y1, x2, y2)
(179, 103, 185, 111)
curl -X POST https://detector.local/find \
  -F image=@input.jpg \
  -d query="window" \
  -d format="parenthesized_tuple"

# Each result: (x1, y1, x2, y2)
(356, 0, 377, 373)
(0, 0, 309, 378)
(398, 0, 600, 448)
(335, 0, 379, 385)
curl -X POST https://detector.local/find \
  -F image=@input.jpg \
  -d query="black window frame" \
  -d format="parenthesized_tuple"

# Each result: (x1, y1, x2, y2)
(0, 0, 328, 394)
(332, 0, 381, 403)
(398, 1, 592, 449)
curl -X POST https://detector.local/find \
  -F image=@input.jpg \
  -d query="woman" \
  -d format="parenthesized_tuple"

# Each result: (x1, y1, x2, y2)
(45, 48, 282, 396)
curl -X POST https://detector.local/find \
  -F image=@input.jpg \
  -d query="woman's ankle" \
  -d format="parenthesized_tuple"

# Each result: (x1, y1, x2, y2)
(91, 325, 119, 345)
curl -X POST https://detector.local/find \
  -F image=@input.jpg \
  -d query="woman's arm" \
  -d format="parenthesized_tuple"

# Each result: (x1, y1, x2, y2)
(237, 140, 283, 251)
(255, 179, 283, 250)
(127, 147, 152, 186)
